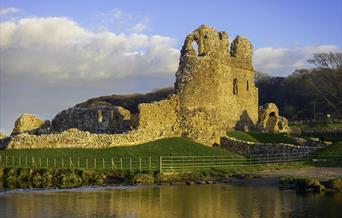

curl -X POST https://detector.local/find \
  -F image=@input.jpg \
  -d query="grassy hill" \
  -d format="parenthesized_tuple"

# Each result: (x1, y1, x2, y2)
(76, 87, 174, 113)
(226, 131, 298, 145)
(314, 141, 342, 157)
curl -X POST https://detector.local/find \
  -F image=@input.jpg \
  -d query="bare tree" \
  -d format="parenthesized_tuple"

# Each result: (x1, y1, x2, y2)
(308, 52, 342, 71)
(307, 52, 342, 113)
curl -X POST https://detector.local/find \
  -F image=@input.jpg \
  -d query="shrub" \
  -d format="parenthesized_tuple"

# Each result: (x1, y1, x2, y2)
(326, 178, 342, 190)
(132, 173, 154, 184)
(60, 172, 82, 188)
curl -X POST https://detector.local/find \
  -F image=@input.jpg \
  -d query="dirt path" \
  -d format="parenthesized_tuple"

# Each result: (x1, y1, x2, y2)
(257, 167, 342, 180)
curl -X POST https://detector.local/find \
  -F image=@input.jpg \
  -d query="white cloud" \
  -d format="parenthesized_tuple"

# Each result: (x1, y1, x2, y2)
(0, 16, 180, 80)
(0, 7, 20, 16)
(254, 45, 341, 76)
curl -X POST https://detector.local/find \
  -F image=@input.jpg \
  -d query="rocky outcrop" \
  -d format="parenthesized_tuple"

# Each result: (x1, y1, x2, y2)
(12, 114, 48, 135)
(257, 103, 289, 133)
(52, 105, 131, 133)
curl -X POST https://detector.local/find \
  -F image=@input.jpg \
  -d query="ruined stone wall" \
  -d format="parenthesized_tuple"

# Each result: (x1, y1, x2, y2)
(175, 25, 258, 145)
(138, 95, 181, 136)
(220, 136, 323, 156)
(52, 106, 131, 134)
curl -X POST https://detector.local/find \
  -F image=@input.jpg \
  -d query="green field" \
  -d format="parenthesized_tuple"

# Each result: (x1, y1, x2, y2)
(226, 131, 298, 145)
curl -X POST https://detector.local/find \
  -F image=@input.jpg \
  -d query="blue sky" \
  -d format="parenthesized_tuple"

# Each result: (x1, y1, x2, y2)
(0, 0, 341, 134)
(2, 0, 341, 48)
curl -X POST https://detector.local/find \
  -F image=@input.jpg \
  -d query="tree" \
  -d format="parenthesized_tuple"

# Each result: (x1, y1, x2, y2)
(307, 52, 342, 115)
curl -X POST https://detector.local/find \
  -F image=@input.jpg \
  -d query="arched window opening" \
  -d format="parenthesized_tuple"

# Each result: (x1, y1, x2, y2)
(192, 40, 199, 56)
(233, 79, 238, 95)
(247, 80, 249, 91)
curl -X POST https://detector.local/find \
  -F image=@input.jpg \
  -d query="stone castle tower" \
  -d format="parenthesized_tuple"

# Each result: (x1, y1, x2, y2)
(174, 25, 258, 144)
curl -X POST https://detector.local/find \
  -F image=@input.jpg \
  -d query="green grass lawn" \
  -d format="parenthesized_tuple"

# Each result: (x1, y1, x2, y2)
(0, 137, 239, 159)
(226, 131, 298, 145)
(314, 141, 342, 157)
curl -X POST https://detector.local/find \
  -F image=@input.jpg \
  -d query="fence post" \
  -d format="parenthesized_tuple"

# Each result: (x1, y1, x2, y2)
(120, 158, 123, 170)
(139, 157, 142, 173)
(25, 156, 28, 168)
(111, 158, 117, 170)
(32, 157, 37, 167)
(86, 158, 89, 169)
(94, 158, 97, 169)
(102, 158, 105, 169)
(129, 158, 132, 172)
(149, 156, 152, 173)
(70, 157, 74, 168)
(159, 156, 163, 173)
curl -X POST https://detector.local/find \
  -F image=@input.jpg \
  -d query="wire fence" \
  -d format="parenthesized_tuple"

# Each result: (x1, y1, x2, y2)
(0, 152, 341, 173)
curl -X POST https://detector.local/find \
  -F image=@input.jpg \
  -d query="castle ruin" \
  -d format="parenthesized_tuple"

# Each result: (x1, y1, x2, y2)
(5, 25, 283, 149)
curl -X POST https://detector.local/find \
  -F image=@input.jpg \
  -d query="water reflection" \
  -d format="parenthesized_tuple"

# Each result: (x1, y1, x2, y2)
(0, 184, 341, 218)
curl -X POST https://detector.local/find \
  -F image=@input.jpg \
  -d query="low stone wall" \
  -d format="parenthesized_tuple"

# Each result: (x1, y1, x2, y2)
(3, 127, 180, 149)
(219, 136, 323, 156)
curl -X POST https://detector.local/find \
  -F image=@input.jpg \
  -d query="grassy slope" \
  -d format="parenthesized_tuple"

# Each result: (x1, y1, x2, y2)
(314, 141, 342, 157)
(226, 131, 298, 145)
(0, 137, 240, 159)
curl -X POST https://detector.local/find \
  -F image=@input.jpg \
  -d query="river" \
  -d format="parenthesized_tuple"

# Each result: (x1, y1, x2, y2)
(0, 184, 341, 218)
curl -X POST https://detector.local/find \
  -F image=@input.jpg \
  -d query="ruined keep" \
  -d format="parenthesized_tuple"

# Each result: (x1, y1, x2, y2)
(175, 25, 258, 144)
(5, 25, 276, 149)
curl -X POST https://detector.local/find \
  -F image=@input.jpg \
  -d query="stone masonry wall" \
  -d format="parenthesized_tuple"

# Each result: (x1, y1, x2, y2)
(220, 136, 323, 156)
(175, 25, 258, 145)
(138, 95, 181, 136)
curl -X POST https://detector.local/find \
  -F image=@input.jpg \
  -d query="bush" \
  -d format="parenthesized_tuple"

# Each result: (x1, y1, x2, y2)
(60, 172, 82, 188)
(326, 178, 342, 190)
(132, 173, 154, 184)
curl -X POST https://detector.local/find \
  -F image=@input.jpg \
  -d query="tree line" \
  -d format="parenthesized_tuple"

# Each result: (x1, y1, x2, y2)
(256, 52, 342, 120)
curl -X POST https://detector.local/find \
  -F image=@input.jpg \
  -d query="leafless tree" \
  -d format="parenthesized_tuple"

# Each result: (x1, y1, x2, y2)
(307, 52, 342, 113)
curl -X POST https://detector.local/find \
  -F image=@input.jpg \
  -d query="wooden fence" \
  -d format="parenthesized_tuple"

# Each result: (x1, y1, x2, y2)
(0, 152, 341, 173)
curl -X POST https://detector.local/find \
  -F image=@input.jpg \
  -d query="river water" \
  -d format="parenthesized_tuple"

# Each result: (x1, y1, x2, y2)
(0, 184, 341, 218)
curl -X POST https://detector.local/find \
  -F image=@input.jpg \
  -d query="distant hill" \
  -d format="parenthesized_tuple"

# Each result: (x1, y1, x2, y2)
(76, 87, 174, 113)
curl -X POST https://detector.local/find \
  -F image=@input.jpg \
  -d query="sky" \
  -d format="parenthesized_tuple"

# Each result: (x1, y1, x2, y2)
(0, 0, 341, 134)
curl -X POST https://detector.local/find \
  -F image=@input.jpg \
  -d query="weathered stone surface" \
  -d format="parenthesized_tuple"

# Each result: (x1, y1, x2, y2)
(220, 136, 325, 156)
(52, 105, 131, 133)
(175, 25, 258, 144)
(257, 103, 289, 133)
(12, 114, 46, 135)
(6, 127, 178, 149)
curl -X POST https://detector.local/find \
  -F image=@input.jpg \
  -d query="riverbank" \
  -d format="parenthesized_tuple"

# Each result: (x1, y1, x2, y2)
(1, 165, 341, 192)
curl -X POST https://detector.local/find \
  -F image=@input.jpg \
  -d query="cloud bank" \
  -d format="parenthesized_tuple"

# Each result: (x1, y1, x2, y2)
(0, 16, 180, 81)
(253, 45, 341, 76)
